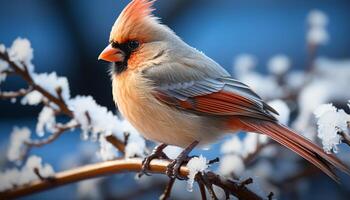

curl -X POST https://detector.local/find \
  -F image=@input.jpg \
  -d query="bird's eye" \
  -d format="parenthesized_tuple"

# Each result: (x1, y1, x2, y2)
(128, 40, 140, 50)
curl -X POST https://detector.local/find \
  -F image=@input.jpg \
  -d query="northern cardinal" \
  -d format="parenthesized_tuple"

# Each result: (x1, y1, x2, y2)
(99, 0, 349, 181)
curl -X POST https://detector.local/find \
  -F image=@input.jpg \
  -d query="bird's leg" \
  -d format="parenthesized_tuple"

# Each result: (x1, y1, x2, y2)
(166, 140, 199, 180)
(139, 143, 168, 177)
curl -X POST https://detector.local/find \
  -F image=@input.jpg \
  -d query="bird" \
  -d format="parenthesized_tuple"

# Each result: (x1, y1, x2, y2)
(98, 0, 349, 181)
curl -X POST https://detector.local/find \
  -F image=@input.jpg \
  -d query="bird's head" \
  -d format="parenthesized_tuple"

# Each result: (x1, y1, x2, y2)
(99, 0, 178, 74)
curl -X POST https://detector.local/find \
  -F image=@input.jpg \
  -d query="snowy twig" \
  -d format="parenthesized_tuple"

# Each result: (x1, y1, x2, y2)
(105, 135, 127, 154)
(0, 87, 33, 99)
(0, 51, 73, 116)
(159, 178, 175, 200)
(33, 168, 55, 182)
(0, 158, 263, 200)
(25, 122, 79, 148)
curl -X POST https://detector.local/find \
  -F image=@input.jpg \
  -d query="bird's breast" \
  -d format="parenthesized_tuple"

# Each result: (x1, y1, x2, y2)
(112, 72, 226, 147)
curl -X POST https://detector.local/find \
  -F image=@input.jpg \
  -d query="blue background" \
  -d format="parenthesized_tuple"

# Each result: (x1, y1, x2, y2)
(1, 0, 350, 199)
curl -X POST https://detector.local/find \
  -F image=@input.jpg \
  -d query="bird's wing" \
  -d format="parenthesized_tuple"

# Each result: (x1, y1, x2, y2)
(142, 62, 278, 121)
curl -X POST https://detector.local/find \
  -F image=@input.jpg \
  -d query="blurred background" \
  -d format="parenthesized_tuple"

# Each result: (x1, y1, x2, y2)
(1, 0, 350, 199)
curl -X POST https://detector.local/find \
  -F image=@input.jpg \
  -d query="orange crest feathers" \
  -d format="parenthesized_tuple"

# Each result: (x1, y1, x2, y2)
(111, 0, 158, 43)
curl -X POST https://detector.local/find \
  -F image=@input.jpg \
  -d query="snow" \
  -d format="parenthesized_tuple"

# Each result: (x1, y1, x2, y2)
(68, 95, 118, 140)
(240, 73, 283, 99)
(307, 27, 329, 45)
(77, 178, 103, 200)
(68, 96, 145, 160)
(315, 104, 350, 153)
(233, 54, 257, 76)
(32, 72, 70, 102)
(314, 103, 337, 118)
(0, 44, 5, 53)
(36, 106, 56, 137)
(307, 10, 328, 27)
(7, 127, 31, 162)
(125, 141, 145, 158)
(21, 90, 43, 105)
(8, 38, 34, 72)
(218, 154, 245, 176)
(21, 72, 70, 106)
(220, 136, 243, 155)
(268, 100, 290, 125)
(186, 155, 208, 192)
(268, 55, 290, 75)
(307, 10, 329, 45)
(0, 155, 54, 191)
(98, 136, 117, 161)
(0, 59, 9, 83)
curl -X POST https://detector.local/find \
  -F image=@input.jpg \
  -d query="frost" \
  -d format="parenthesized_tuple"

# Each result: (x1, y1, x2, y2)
(315, 104, 350, 153)
(0, 155, 54, 191)
(218, 154, 245, 176)
(36, 106, 56, 137)
(7, 127, 31, 162)
(21, 90, 43, 105)
(268, 99, 290, 125)
(186, 155, 208, 192)
(8, 38, 34, 72)
(268, 55, 290, 75)
(32, 72, 70, 101)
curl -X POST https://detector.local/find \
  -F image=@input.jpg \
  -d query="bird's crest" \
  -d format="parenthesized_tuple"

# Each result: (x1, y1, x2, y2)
(111, 0, 158, 43)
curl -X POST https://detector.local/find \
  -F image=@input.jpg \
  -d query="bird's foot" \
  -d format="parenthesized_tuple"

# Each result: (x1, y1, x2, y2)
(138, 143, 168, 178)
(166, 141, 199, 180)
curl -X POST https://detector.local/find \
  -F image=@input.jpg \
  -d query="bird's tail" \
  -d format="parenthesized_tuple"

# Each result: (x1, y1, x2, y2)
(236, 119, 350, 182)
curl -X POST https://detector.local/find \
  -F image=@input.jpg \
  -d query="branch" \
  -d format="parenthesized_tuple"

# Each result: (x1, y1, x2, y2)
(0, 158, 263, 200)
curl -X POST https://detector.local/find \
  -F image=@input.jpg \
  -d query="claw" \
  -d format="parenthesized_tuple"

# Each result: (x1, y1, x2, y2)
(138, 143, 168, 177)
(165, 141, 199, 180)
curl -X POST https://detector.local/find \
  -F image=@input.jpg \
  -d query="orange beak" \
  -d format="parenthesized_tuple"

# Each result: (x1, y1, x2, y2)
(98, 44, 125, 63)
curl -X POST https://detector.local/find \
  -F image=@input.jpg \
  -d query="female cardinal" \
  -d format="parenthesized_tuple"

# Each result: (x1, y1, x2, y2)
(99, 0, 349, 181)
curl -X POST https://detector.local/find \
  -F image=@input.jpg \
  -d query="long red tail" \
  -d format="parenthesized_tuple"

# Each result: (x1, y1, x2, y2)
(237, 119, 350, 182)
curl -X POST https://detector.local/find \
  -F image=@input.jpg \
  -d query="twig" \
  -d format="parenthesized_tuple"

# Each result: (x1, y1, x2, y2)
(105, 135, 126, 154)
(267, 192, 274, 200)
(159, 178, 175, 200)
(24, 122, 79, 148)
(339, 131, 350, 147)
